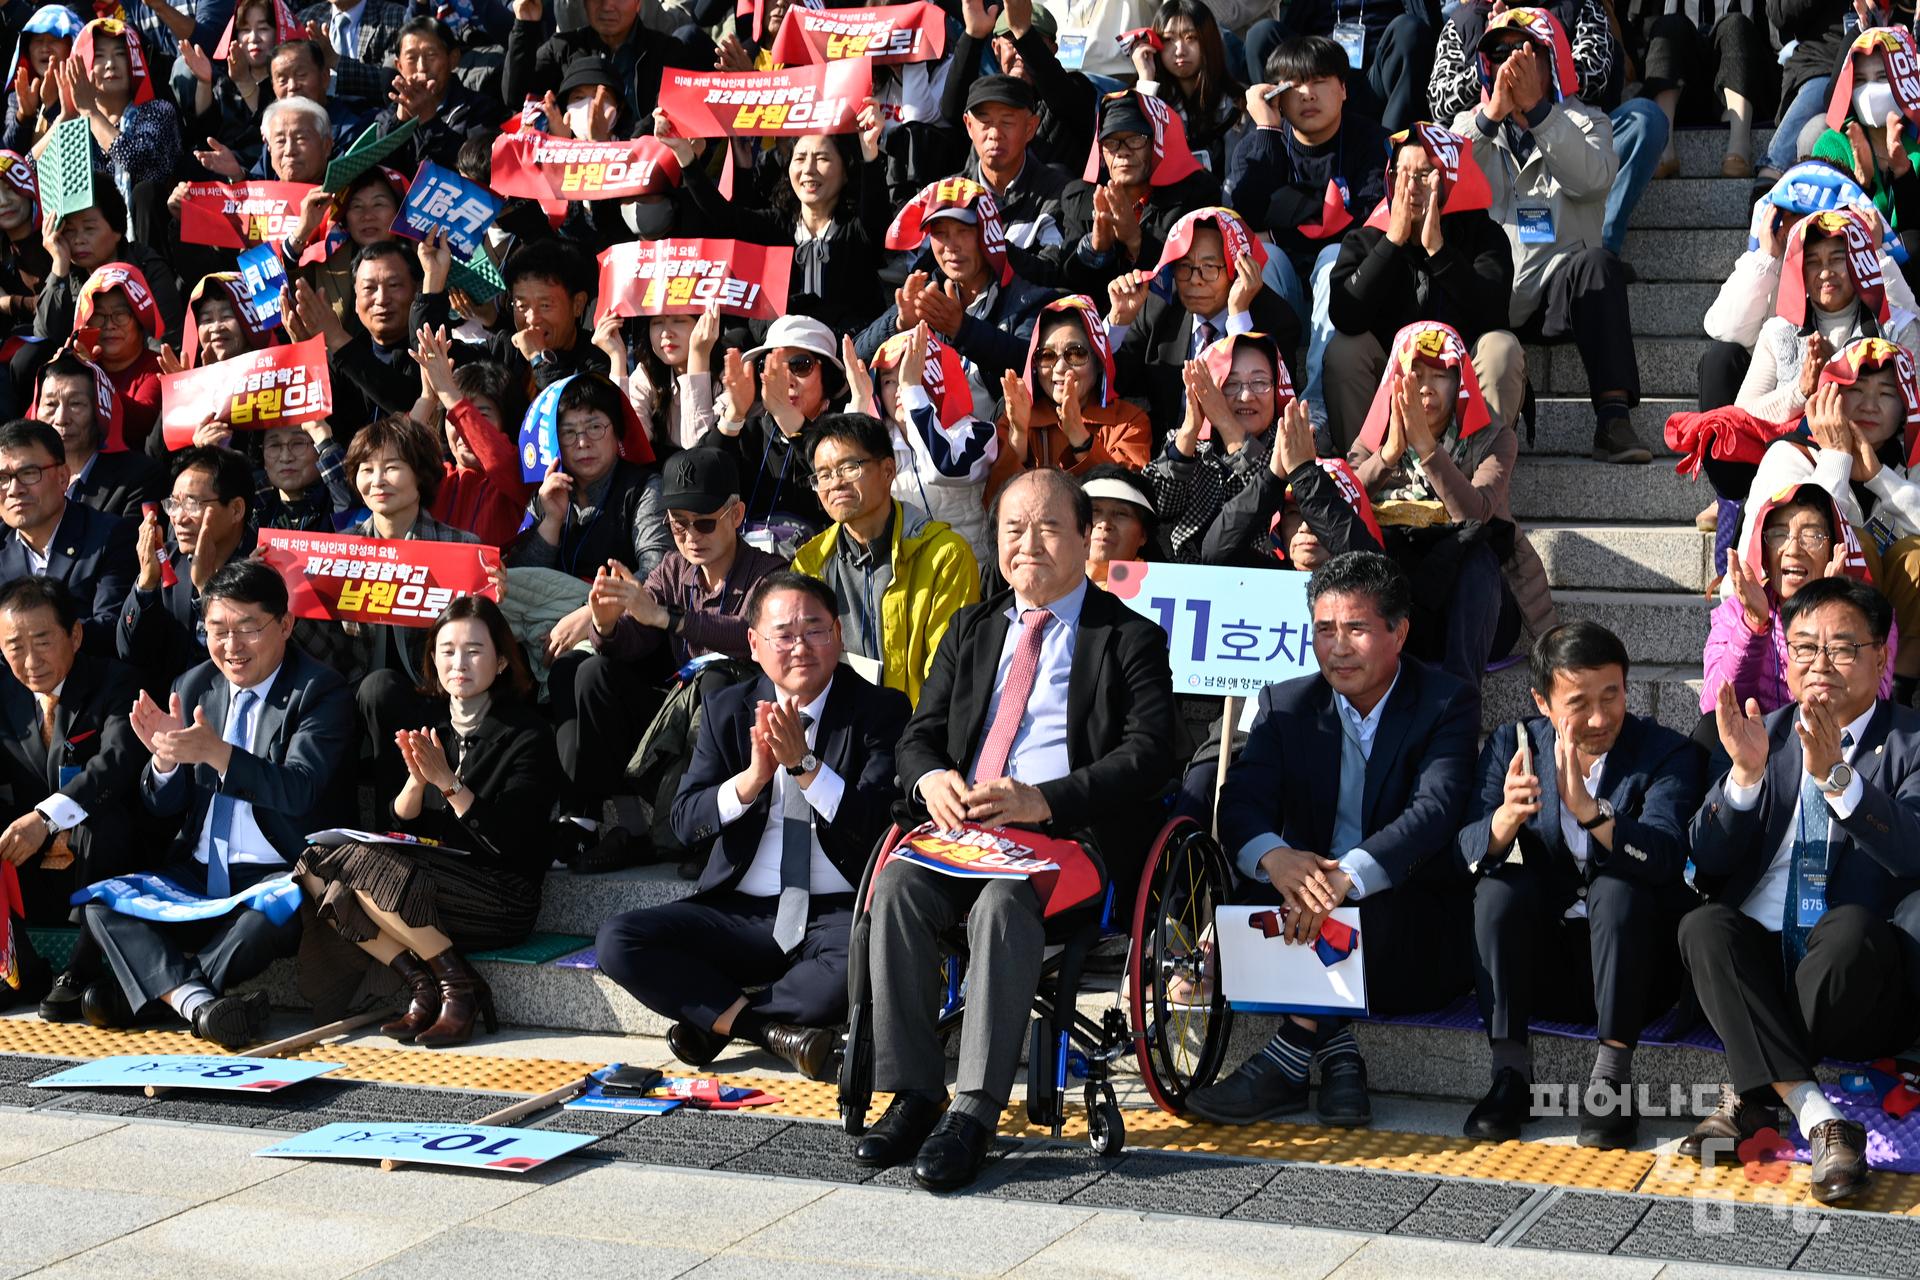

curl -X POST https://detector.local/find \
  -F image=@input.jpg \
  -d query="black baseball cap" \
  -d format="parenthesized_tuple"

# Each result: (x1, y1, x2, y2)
(966, 75, 1037, 114)
(660, 448, 740, 514)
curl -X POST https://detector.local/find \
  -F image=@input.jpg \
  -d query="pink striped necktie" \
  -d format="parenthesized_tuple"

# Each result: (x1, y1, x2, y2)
(972, 607, 1053, 784)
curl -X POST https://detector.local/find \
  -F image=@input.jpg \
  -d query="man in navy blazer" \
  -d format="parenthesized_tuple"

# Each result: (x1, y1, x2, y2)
(0, 420, 135, 657)
(1456, 622, 1704, 1148)
(596, 571, 910, 1082)
(1678, 577, 1920, 1204)
(78, 562, 353, 1050)
(1189, 551, 1478, 1131)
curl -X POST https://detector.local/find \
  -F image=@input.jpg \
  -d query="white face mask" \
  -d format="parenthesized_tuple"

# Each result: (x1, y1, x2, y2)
(565, 99, 597, 139)
(1855, 79, 1899, 129)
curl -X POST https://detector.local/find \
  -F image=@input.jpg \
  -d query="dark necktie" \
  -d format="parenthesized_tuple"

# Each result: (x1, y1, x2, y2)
(1784, 731, 1851, 967)
(772, 711, 816, 952)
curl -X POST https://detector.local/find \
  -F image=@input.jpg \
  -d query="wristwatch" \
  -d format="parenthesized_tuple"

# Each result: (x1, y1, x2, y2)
(786, 753, 818, 777)
(1822, 761, 1855, 797)
(1578, 799, 1614, 832)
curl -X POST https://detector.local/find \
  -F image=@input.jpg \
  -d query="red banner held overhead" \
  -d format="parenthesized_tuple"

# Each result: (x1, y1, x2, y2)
(598, 239, 791, 320)
(770, 2, 947, 66)
(488, 132, 684, 203)
(258, 530, 502, 628)
(179, 181, 317, 249)
(658, 61, 873, 139)
(159, 337, 331, 447)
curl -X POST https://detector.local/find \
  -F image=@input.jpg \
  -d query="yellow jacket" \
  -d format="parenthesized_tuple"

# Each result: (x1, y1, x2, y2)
(792, 501, 979, 706)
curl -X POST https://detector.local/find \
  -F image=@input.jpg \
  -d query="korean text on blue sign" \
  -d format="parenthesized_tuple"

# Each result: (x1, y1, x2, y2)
(235, 242, 286, 330)
(255, 1121, 597, 1172)
(398, 160, 505, 260)
(517, 374, 572, 483)
(29, 1055, 342, 1093)
(1105, 560, 1318, 696)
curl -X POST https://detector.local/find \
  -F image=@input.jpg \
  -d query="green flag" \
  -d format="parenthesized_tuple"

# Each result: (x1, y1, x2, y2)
(449, 245, 505, 305)
(322, 118, 420, 193)
(37, 117, 94, 220)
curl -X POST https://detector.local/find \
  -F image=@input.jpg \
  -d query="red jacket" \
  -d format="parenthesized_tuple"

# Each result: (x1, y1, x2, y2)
(431, 398, 528, 548)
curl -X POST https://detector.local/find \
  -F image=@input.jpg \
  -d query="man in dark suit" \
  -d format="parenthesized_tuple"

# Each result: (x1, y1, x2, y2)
(1456, 622, 1705, 1148)
(80, 561, 353, 1050)
(854, 468, 1176, 1191)
(300, 0, 413, 104)
(0, 578, 148, 1013)
(595, 571, 910, 1080)
(1189, 551, 1478, 1129)
(0, 420, 135, 658)
(34, 352, 166, 520)
(1679, 576, 1920, 1205)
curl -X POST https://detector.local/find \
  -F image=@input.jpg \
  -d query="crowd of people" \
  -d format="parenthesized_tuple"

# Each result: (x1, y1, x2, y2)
(2, 0, 1920, 1206)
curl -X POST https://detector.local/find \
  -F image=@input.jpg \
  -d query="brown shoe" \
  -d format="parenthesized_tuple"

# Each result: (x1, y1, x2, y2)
(1807, 1118, 1870, 1203)
(1678, 1084, 1780, 1161)
(414, 951, 498, 1048)
(1721, 152, 1753, 179)
(380, 952, 442, 1043)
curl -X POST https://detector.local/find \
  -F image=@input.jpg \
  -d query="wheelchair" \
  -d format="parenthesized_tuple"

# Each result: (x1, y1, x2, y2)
(836, 814, 1238, 1157)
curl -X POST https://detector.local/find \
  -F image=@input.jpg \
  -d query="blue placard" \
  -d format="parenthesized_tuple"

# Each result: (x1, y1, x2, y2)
(235, 242, 286, 331)
(30, 1055, 343, 1092)
(398, 161, 505, 261)
(255, 1122, 597, 1172)
(1106, 561, 1317, 698)
(73, 871, 304, 926)
(517, 374, 574, 483)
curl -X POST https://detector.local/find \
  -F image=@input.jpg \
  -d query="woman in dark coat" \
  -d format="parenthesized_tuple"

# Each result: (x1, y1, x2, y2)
(295, 595, 560, 1048)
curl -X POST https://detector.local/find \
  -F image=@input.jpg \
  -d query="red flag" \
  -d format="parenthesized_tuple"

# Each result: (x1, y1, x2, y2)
(258, 529, 502, 628)
(160, 337, 332, 447)
(770, 3, 947, 66)
(596, 239, 790, 320)
(1297, 181, 1353, 241)
(658, 62, 873, 139)
(488, 133, 682, 203)
(180, 181, 318, 249)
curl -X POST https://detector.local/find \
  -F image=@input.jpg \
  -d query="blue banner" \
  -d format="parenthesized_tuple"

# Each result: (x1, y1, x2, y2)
(235, 242, 286, 330)
(398, 160, 505, 260)
(517, 374, 574, 483)
(30, 1055, 342, 1092)
(73, 872, 304, 927)
(255, 1122, 598, 1172)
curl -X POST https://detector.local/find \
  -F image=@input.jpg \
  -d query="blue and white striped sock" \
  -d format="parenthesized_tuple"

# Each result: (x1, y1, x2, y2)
(1313, 1023, 1361, 1069)
(1258, 1019, 1316, 1085)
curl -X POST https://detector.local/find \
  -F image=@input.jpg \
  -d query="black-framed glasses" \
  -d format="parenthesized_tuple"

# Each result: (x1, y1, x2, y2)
(784, 354, 820, 377)
(1172, 261, 1227, 284)
(0, 465, 47, 489)
(1101, 134, 1151, 155)
(1786, 639, 1883, 668)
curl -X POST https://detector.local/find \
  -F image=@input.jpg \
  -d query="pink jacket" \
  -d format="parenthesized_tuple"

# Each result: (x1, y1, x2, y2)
(1699, 594, 1898, 715)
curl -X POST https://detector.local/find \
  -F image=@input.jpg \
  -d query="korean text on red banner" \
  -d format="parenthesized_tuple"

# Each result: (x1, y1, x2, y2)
(597, 239, 791, 320)
(488, 132, 683, 202)
(257, 530, 502, 629)
(657, 61, 874, 138)
(769, 2, 946, 65)
(179, 181, 317, 249)
(159, 337, 332, 448)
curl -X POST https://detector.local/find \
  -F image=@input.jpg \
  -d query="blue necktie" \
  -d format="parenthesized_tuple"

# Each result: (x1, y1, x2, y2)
(205, 689, 256, 899)
(771, 712, 815, 953)
(1784, 731, 1851, 967)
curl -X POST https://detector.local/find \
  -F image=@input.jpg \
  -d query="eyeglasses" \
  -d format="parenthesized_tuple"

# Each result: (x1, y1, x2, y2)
(163, 495, 217, 517)
(1036, 344, 1092, 370)
(0, 465, 47, 489)
(667, 505, 734, 536)
(1101, 134, 1151, 155)
(1172, 261, 1227, 284)
(206, 623, 271, 645)
(262, 435, 316, 456)
(783, 354, 820, 377)
(557, 421, 611, 445)
(1222, 379, 1275, 399)
(1762, 528, 1834, 551)
(809, 458, 877, 488)
(1786, 639, 1883, 667)
(756, 626, 834, 651)
(92, 308, 137, 331)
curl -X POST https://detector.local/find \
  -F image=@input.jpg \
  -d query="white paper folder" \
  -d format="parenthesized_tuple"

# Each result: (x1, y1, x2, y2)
(1215, 905, 1369, 1018)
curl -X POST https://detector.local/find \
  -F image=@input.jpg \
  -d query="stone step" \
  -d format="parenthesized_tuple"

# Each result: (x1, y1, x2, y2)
(1479, 661, 1705, 737)
(1528, 521, 1712, 593)
(1628, 177, 1753, 229)
(1626, 282, 1716, 337)
(1675, 125, 1773, 179)
(1528, 397, 1686, 457)
(1509, 455, 1706, 523)
(1525, 338, 1704, 398)
(535, 863, 691, 937)
(1621, 228, 1742, 282)
(1554, 589, 1714, 665)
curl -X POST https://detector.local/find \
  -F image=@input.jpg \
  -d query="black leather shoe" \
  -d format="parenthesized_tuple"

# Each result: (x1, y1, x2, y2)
(1184, 1053, 1308, 1125)
(1464, 1067, 1532, 1142)
(1316, 1055, 1371, 1128)
(79, 980, 132, 1030)
(852, 1092, 946, 1168)
(1678, 1084, 1779, 1161)
(1808, 1118, 1871, 1203)
(667, 1021, 729, 1067)
(912, 1111, 993, 1192)
(1577, 1079, 1640, 1149)
(38, 970, 84, 1023)
(191, 991, 269, 1050)
(759, 1024, 837, 1081)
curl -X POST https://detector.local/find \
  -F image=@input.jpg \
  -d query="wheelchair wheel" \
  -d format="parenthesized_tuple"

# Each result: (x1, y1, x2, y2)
(1128, 819, 1236, 1115)
(1088, 1099, 1126, 1157)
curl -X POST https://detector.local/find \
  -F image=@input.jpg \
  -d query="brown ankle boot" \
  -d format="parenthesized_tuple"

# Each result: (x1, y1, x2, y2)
(414, 950, 497, 1048)
(381, 952, 442, 1043)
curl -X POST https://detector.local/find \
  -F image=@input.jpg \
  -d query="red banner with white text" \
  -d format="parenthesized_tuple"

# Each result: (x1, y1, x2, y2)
(658, 61, 873, 139)
(487, 132, 684, 203)
(769, 2, 946, 66)
(597, 239, 791, 320)
(159, 337, 331, 447)
(257, 530, 502, 628)
(179, 181, 317, 249)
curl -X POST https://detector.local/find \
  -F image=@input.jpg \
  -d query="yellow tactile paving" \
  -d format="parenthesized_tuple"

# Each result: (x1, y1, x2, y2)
(1637, 1150, 1920, 1216)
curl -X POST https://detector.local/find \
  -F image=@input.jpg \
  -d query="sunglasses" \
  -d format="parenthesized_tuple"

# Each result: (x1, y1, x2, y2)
(667, 502, 735, 536)
(784, 354, 819, 377)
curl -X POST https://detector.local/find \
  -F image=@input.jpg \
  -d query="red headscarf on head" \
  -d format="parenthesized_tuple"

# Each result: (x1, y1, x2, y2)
(1822, 335, 1920, 468)
(213, 0, 301, 59)
(75, 261, 162, 340)
(26, 349, 121, 453)
(1826, 26, 1920, 130)
(1476, 7, 1579, 106)
(1357, 320, 1491, 450)
(1193, 330, 1294, 443)
(181, 273, 278, 368)
(0, 149, 39, 232)
(1082, 89, 1203, 187)
(1364, 122, 1494, 230)
(884, 176, 1013, 287)
(72, 19, 154, 106)
(1152, 206, 1268, 277)
(1777, 207, 1892, 327)
(1022, 294, 1115, 407)
(872, 327, 972, 430)
(299, 165, 410, 268)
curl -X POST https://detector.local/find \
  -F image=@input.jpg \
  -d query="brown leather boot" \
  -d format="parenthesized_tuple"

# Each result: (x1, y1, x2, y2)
(381, 952, 442, 1043)
(414, 950, 497, 1048)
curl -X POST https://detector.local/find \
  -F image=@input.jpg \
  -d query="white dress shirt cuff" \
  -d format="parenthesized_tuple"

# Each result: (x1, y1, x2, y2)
(1724, 775, 1763, 811)
(1825, 771, 1865, 821)
(913, 769, 951, 808)
(901, 384, 933, 413)
(1235, 833, 1282, 881)
(148, 761, 179, 785)
(35, 794, 88, 832)
(1225, 309, 1255, 336)
(1339, 849, 1385, 900)
(800, 763, 844, 822)
(716, 779, 753, 826)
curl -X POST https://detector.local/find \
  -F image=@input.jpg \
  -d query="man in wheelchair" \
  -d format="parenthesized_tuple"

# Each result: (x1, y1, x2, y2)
(856, 469, 1176, 1191)
(1189, 551, 1479, 1128)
